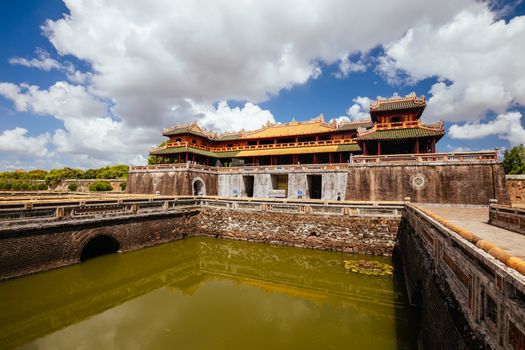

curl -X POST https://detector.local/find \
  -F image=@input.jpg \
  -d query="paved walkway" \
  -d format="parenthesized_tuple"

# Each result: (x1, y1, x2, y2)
(420, 205, 525, 260)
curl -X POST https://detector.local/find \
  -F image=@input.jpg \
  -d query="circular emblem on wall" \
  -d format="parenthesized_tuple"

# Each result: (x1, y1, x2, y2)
(410, 174, 427, 191)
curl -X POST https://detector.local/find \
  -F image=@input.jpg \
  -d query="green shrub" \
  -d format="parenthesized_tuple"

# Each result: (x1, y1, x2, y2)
(11, 182, 21, 190)
(68, 183, 79, 191)
(37, 184, 48, 190)
(119, 182, 127, 191)
(3, 183, 12, 190)
(19, 183, 29, 190)
(89, 180, 113, 192)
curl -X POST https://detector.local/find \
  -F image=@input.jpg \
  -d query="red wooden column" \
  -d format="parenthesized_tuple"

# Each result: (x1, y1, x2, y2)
(185, 151, 189, 162)
(329, 153, 333, 164)
(415, 139, 420, 154)
(313, 154, 318, 164)
(339, 153, 342, 163)
(377, 141, 381, 156)
(363, 143, 367, 156)
(431, 138, 436, 153)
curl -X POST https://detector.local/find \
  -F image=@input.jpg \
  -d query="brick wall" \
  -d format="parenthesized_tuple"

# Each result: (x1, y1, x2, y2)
(489, 205, 525, 235)
(0, 206, 400, 279)
(194, 208, 400, 256)
(346, 163, 510, 205)
(401, 205, 525, 350)
(0, 211, 199, 280)
(127, 168, 218, 195)
(507, 175, 525, 204)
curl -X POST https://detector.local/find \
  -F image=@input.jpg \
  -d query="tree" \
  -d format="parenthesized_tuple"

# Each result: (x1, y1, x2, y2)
(89, 180, 113, 191)
(148, 155, 167, 165)
(96, 165, 129, 179)
(68, 183, 79, 191)
(45, 167, 84, 187)
(148, 141, 170, 165)
(503, 145, 525, 175)
(82, 169, 98, 179)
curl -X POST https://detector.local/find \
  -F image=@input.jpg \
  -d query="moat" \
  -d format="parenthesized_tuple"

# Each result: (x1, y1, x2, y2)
(0, 237, 416, 350)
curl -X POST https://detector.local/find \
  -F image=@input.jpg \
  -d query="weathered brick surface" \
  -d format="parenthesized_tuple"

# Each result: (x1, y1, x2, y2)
(127, 169, 217, 196)
(0, 212, 199, 280)
(396, 219, 485, 350)
(194, 208, 401, 256)
(507, 177, 525, 204)
(0, 208, 400, 279)
(345, 163, 510, 205)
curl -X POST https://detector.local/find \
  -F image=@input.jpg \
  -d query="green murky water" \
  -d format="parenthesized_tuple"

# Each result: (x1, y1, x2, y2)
(0, 237, 416, 350)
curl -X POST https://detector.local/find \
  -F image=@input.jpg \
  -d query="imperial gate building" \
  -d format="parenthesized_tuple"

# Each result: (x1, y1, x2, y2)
(149, 93, 444, 166)
(128, 93, 508, 205)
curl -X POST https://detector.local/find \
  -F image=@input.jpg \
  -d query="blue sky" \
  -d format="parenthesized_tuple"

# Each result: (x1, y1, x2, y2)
(0, 0, 524, 170)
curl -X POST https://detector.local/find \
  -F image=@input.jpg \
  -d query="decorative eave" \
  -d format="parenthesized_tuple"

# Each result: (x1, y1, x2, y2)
(356, 121, 444, 141)
(369, 92, 426, 113)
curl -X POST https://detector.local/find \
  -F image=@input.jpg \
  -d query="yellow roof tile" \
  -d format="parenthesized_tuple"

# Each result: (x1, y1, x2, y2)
(242, 121, 336, 139)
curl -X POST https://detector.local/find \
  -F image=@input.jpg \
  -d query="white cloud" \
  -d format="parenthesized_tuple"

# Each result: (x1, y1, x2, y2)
(336, 56, 367, 78)
(449, 112, 525, 146)
(0, 128, 51, 158)
(5, 0, 518, 168)
(9, 49, 90, 84)
(346, 96, 372, 120)
(189, 101, 275, 133)
(329, 96, 372, 124)
(379, 5, 525, 122)
(0, 82, 154, 168)
(40, 0, 475, 127)
(9, 49, 61, 71)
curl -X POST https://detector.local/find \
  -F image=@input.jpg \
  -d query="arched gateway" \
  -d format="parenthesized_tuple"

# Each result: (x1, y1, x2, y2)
(80, 235, 120, 262)
(192, 177, 206, 196)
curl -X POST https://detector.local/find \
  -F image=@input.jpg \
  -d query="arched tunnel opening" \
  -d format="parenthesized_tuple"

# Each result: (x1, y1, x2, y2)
(80, 235, 120, 262)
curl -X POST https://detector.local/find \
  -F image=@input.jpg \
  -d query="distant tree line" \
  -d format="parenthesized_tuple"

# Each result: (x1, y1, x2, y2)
(0, 165, 129, 190)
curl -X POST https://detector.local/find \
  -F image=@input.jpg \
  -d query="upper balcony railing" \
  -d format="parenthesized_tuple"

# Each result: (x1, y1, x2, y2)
(373, 120, 444, 130)
(151, 138, 357, 153)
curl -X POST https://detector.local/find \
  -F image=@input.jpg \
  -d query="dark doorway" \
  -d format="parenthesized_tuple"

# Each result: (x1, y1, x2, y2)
(193, 179, 205, 196)
(243, 175, 254, 197)
(307, 175, 322, 199)
(81, 235, 120, 262)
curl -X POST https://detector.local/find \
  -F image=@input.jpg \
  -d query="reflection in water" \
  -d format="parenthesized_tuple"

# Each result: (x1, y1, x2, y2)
(0, 237, 416, 350)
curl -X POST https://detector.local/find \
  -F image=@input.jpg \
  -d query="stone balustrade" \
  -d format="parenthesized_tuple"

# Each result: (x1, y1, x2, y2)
(489, 204, 525, 235)
(403, 204, 525, 349)
(132, 151, 500, 173)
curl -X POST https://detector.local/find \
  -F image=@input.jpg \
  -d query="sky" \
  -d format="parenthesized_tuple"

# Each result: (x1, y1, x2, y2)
(0, 0, 525, 170)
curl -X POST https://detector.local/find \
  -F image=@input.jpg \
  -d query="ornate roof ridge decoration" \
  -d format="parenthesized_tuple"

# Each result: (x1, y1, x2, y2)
(240, 114, 336, 138)
(163, 114, 370, 140)
(369, 92, 426, 111)
(356, 119, 445, 138)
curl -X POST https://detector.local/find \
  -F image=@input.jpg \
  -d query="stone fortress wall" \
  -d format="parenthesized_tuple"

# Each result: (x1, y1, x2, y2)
(127, 154, 510, 205)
